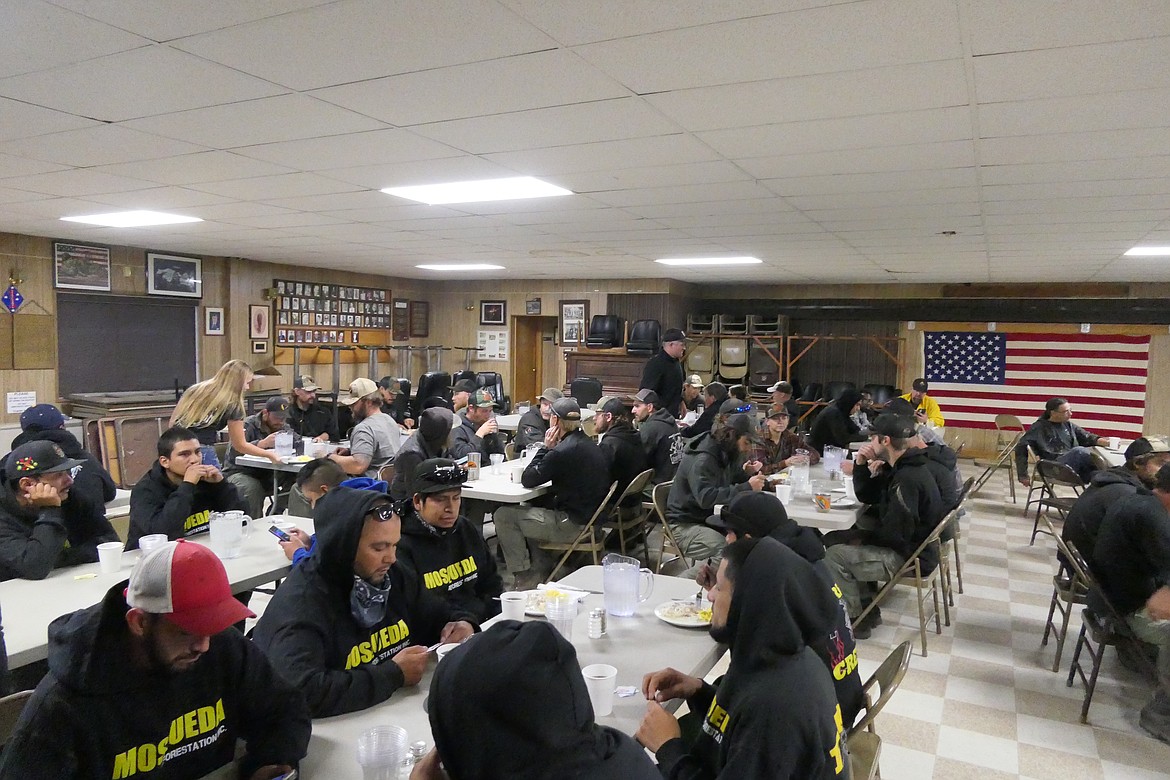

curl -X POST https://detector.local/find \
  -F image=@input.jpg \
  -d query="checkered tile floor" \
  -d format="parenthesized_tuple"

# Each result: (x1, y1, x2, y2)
(847, 463, 1170, 779)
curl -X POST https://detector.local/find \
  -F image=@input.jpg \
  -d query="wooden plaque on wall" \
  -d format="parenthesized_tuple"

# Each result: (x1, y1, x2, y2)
(13, 314, 56, 369)
(409, 301, 429, 337)
(392, 298, 410, 340)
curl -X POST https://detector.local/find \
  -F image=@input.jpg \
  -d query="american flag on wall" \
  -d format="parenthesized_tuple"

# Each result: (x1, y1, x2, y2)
(923, 331, 1149, 438)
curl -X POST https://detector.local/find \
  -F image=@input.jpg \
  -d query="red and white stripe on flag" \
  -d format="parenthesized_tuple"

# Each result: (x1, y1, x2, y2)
(924, 332, 1149, 438)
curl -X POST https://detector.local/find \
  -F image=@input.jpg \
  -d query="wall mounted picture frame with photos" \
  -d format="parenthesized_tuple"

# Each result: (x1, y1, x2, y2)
(272, 277, 390, 343)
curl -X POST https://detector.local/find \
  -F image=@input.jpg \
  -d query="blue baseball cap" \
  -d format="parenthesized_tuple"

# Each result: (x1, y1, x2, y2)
(19, 404, 65, 432)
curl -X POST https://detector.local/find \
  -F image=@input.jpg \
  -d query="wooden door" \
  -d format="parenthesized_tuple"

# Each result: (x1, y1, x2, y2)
(511, 316, 558, 405)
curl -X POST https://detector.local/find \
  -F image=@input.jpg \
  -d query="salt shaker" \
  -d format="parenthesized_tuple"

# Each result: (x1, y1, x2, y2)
(588, 608, 606, 639)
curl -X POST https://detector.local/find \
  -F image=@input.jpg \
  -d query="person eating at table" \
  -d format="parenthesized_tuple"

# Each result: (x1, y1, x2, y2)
(760, 406, 819, 475)
(0, 440, 120, 581)
(636, 537, 848, 778)
(252, 486, 477, 717)
(808, 389, 868, 455)
(127, 427, 247, 549)
(378, 376, 415, 428)
(329, 377, 402, 479)
(397, 459, 503, 622)
(0, 540, 311, 780)
(768, 380, 802, 421)
(411, 621, 659, 780)
(221, 396, 292, 519)
(704, 493, 864, 723)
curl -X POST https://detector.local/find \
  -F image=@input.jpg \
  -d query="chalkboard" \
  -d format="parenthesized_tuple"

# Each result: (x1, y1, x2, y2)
(57, 293, 197, 395)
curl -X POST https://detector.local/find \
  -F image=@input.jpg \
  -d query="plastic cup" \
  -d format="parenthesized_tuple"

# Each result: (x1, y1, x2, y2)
(500, 592, 526, 621)
(813, 483, 832, 513)
(490, 453, 505, 474)
(97, 541, 124, 573)
(582, 663, 617, 717)
(545, 592, 577, 641)
(775, 484, 793, 504)
(435, 643, 460, 662)
(356, 725, 408, 780)
(139, 534, 168, 553)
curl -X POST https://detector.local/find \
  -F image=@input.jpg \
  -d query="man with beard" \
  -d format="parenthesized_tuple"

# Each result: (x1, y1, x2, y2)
(632, 389, 683, 485)
(253, 486, 476, 716)
(514, 387, 563, 450)
(1063, 436, 1170, 562)
(594, 397, 647, 509)
(396, 459, 502, 622)
(680, 382, 728, 440)
(287, 375, 338, 442)
(0, 440, 119, 580)
(13, 402, 116, 520)
(636, 537, 848, 778)
(221, 396, 292, 518)
(330, 378, 401, 478)
(0, 540, 310, 779)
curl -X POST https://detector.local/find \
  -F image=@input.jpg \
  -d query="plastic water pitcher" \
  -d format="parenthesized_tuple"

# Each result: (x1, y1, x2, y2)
(274, 429, 294, 458)
(822, 445, 846, 474)
(209, 511, 251, 559)
(602, 553, 655, 617)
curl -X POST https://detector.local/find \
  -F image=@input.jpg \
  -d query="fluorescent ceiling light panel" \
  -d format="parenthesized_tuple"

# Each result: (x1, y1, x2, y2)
(60, 210, 202, 227)
(655, 256, 762, 266)
(415, 263, 505, 271)
(1124, 247, 1170, 256)
(382, 176, 571, 205)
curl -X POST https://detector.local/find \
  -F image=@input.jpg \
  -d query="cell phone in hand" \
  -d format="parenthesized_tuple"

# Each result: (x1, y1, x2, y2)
(268, 526, 292, 543)
(272, 771, 297, 780)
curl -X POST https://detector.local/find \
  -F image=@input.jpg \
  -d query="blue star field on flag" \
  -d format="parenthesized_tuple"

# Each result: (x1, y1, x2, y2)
(924, 332, 1005, 384)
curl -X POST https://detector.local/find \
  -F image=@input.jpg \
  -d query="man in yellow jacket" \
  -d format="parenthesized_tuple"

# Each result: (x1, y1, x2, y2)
(901, 378, 945, 427)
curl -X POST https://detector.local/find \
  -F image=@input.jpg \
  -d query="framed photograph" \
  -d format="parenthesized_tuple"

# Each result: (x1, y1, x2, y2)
(525, 298, 542, 315)
(480, 300, 506, 326)
(249, 305, 270, 339)
(204, 307, 225, 336)
(53, 242, 111, 291)
(559, 299, 590, 345)
(251, 340, 267, 354)
(147, 252, 202, 298)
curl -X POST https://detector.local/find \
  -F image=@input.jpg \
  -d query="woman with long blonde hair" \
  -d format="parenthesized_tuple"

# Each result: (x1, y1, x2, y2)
(170, 359, 282, 466)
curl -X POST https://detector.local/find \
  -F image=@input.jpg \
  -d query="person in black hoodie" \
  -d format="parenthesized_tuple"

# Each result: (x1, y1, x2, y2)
(15, 403, 117, 524)
(514, 387, 563, 450)
(825, 413, 945, 630)
(680, 382, 728, 440)
(127, 427, 246, 549)
(397, 459, 502, 622)
(633, 389, 683, 485)
(705, 492, 864, 725)
(252, 486, 477, 717)
(413, 620, 660, 780)
(595, 396, 648, 508)
(0, 440, 119, 580)
(1092, 466, 1170, 742)
(0, 539, 310, 780)
(808, 389, 868, 455)
(1063, 436, 1170, 562)
(390, 408, 457, 501)
(494, 397, 611, 588)
(637, 537, 849, 778)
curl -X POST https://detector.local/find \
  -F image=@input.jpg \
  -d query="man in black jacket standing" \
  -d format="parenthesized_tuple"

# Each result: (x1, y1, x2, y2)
(824, 413, 945, 632)
(0, 540, 310, 780)
(253, 486, 476, 717)
(493, 398, 610, 588)
(639, 328, 687, 418)
(1092, 465, 1170, 742)
(397, 459, 502, 622)
(637, 538, 848, 779)
(127, 427, 246, 549)
(0, 440, 119, 581)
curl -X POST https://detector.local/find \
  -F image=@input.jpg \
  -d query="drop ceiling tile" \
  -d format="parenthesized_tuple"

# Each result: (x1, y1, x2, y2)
(647, 60, 968, 133)
(410, 98, 681, 155)
(189, 172, 362, 201)
(980, 157, 1170, 185)
(0, 125, 206, 167)
(0, 45, 286, 122)
(172, 0, 557, 91)
(1, 168, 160, 197)
(764, 168, 977, 197)
(483, 134, 717, 176)
(740, 141, 975, 179)
(0, 1, 149, 78)
(233, 129, 460, 171)
(982, 195, 1170, 215)
(587, 181, 778, 208)
(319, 156, 518, 190)
(90, 151, 298, 186)
(967, 0, 1170, 57)
(983, 179, 1170, 201)
(46, 0, 335, 42)
(122, 95, 387, 149)
(0, 153, 68, 179)
(312, 49, 629, 127)
(0, 98, 99, 143)
(85, 186, 236, 210)
(974, 38, 1170, 103)
(979, 89, 1170, 139)
(574, 0, 960, 94)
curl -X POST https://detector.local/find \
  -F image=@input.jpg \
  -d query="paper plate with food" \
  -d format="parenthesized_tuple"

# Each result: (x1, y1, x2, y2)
(655, 599, 713, 628)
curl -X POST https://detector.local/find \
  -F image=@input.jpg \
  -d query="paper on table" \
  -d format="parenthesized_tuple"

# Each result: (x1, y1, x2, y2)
(536, 583, 592, 600)
(680, 410, 700, 426)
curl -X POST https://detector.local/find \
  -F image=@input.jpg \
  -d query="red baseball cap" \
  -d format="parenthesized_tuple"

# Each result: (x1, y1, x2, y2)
(126, 540, 253, 636)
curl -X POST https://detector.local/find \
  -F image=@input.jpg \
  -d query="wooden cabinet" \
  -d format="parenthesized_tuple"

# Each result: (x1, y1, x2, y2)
(563, 351, 647, 398)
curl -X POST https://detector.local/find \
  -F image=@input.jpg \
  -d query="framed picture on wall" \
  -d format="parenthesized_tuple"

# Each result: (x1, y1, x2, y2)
(559, 299, 589, 345)
(251, 340, 267, 354)
(249, 304, 270, 339)
(204, 307, 225, 336)
(480, 300, 506, 326)
(525, 298, 541, 315)
(53, 242, 111, 291)
(146, 252, 202, 298)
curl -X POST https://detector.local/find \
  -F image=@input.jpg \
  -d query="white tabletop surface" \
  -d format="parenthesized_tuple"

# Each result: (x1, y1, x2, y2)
(1095, 444, 1126, 467)
(105, 488, 131, 513)
(301, 565, 720, 779)
(496, 408, 594, 432)
(0, 516, 313, 668)
(461, 461, 549, 503)
(234, 454, 309, 473)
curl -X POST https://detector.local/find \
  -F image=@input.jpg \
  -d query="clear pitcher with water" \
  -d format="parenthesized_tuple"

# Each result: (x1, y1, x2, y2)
(602, 553, 654, 617)
(209, 511, 251, 559)
(788, 448, 812, 495)
(822, 445, 846, 474)
(274, 430, 294, 458)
